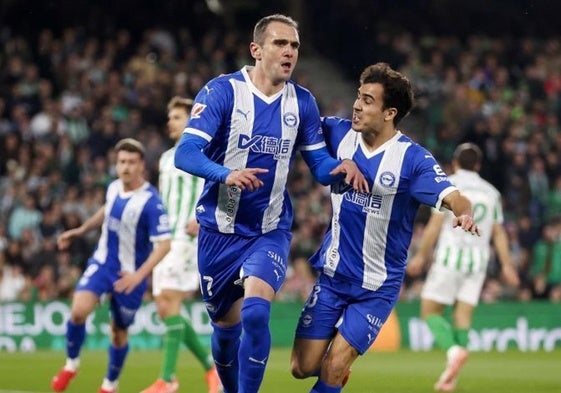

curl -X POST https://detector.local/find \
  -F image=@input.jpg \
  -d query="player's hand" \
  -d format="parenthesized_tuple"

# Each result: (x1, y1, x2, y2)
(114, 271, 142, 294)
(57, 229, 80, 250)
(452, 214, 480, 236)
(330, 159, 370, 193)
(185, 219, 200, 237)
(501, 264, 520, 287)
(225, 168, 269, 192)
(406, 254, 425, 276)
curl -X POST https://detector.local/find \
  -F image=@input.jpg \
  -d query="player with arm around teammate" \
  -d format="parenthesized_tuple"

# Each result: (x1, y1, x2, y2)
(407, 143, 519, 392)
(174, 14, 368, 393)
(141, 97, 221, 393)
(51, 138, 171, 393)
(290, 63, 480, 393)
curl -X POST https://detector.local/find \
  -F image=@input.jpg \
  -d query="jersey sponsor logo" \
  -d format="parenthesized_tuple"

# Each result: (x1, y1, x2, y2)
(434, 176, 448, 183)
(331, 180, 353, 194)
(366, 313, 384, 329)
(433, 164, 446, 176)
(191, 103, 207, 119)
(345, 191, 383, 214)
(282, 112, 298, 128)
(238, 135, 292, 160)
(225, 186, 240, 222)
(157, 214, 170, 232)
(379, 171, 396, 188)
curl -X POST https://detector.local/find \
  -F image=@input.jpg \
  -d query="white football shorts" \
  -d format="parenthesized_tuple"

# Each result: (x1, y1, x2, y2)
(152, 240, 200, 296)
(421, 263, 486, 306)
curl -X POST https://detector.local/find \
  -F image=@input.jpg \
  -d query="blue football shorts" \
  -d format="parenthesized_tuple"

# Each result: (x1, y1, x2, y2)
(75, 258, 146, 328)
(197, 226, 292, 321)
(294, 272, 398, 354)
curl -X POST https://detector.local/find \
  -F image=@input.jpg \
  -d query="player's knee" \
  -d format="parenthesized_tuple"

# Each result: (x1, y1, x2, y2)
(110, 326, 129, 347)
(290, 358, 313, 379)
(155, 296, 171, 318)
(241, 297, 271, 332)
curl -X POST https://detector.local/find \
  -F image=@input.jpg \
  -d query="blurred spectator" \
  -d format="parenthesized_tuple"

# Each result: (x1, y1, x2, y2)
(529, 218, 561, 301)
(7, 194, 42, 240)
(0, 251, 28, 301)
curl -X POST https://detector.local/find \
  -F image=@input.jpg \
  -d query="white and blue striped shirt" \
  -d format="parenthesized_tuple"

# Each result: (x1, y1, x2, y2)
(92, 179, 171, 272)
(184, 66, 325, 236)
(311, 117, 457, 293)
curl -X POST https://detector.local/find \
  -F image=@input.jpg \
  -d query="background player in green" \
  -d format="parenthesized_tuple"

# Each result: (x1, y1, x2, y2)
(407, 143, 520, 392)
(141, 97, 221, 393)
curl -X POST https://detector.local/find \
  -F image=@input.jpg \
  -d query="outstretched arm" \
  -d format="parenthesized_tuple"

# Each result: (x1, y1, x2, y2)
(57, 205, 105, 250)
(441, 190, 480, 236)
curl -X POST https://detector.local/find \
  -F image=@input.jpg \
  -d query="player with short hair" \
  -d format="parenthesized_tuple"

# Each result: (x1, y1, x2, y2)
(407, 142, 519, 392)
(174, 13, 368, 393)
(51, 138, 171, 393)
(141, 97, 221, 393)
(290, 63, 480, 393)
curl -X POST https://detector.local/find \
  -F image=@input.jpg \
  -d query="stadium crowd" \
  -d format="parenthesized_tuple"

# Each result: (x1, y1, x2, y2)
(1, 22, 561, 305)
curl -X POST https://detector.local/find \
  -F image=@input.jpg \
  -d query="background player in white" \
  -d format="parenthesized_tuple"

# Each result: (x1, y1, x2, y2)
(174, 14, 368, 393)
(141, 97, 221, 393)
(407, 142, 520, 392)
(51, 138, 171, 393)
(290, 63, 480, 393)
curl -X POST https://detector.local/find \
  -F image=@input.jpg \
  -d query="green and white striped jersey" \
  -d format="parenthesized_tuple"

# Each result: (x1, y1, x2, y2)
(159, 146, 204, 242)
(433, 169, 503, 273)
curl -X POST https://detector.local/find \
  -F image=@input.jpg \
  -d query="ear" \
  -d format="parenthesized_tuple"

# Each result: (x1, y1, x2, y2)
(384, 108, 397, 122)
(250, 42, 262, 60)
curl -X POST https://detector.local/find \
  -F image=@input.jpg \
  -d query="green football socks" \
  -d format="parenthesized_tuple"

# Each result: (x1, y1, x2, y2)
(161, 315, 185, 381)
(454, 328, 469, 347)
(183, 319, 214, 371)
(425, 314, 456, 350)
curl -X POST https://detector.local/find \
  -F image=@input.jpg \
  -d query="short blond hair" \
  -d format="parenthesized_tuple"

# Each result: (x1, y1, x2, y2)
(167, 96, 194, 113)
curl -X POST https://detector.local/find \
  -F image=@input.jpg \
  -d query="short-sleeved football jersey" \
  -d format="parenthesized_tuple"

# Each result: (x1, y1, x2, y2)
(92, 179, 171, 272)
(184, 66, 325, 236)
(311, 117, 457, 293)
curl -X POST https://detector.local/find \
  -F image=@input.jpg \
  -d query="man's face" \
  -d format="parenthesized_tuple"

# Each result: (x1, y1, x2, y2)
(116, 150, 144, 186)
(352, 83, 389, 134)
(167, 107, 188, 142)
(254, 21, 300, 84)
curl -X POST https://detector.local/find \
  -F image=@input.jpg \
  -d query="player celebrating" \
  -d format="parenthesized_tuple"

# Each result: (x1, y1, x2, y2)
(290, 63, 480, 393)
(174, 13, 368, 393)
(51, 138, 171, 393)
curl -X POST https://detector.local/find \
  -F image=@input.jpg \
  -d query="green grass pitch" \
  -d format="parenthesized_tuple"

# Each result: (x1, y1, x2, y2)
(0, 348, 559, 392)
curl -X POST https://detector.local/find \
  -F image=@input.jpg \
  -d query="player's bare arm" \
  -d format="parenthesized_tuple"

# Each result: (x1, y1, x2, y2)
(225, 168, 269, 191)
(57, 205, 106, 250)
(442, 190, 480, 236)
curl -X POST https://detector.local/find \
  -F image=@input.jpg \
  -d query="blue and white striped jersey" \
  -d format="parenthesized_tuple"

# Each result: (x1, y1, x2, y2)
(311, 117, 457, 293)
(185, 66, 325, 236)
(92, 179, 171, 272)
